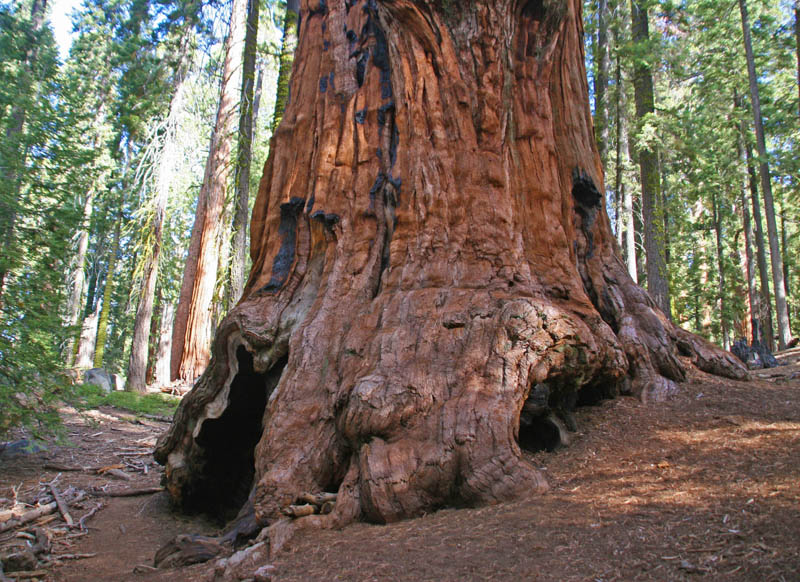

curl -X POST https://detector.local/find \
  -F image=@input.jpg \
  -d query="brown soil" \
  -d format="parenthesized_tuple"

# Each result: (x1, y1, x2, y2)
(2, 351, 799, 581)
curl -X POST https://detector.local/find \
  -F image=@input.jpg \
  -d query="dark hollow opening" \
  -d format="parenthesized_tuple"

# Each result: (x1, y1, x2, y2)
(522, 0, 545, 21)
(518, 413, 561, 453)
(188, 347, 287, 523)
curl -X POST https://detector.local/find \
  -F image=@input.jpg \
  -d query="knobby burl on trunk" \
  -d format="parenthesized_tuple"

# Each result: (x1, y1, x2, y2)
(155, 0, 746, 533)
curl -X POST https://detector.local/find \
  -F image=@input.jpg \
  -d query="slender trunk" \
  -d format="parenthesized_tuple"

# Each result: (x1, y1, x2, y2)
(738, 0, 792, 349)
(745, 138, 775, 351)
(154, 302, 174, 388)
(128, 40, 192, 387)
(737, 122, 760, 344)
(230, 0, 261, 307)
(613, 19, 623, 246)
(630, 0, 669, 316)
(252, 61, 266, 130)
(146, 289, 162, 386)
(270, 0, 299, 132)
(711, 191, 729, 350)
(171, 0, 248, 382)
(75, 309, 99, 370)
(778, 190, 790, 297)
(128, 76, 188, 391)
(93, 215, 121, 368)
(796, 0, 800, 119)
(65, 187, 97, 366)
(594, 0, 610, 166)
(84, 264, 99, 319)
(128, 223, 164, 392)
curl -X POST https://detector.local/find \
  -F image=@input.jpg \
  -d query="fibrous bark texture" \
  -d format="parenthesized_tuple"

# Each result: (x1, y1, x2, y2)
(156, 0, 746, 530)
(171, 0, 247, 383)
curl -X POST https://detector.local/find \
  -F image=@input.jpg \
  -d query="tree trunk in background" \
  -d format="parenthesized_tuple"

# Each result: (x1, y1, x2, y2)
(171, 0, 248, 383)
(611, 10, 636, 282)
(93, 215, 121, 368)
(154, 302, 174, 387)
(230, 0, 261, 307)
(711, 191, 729, 350)
(75, 309, 99, 369)
(737, 126, 761, 344)
(778, 191, 790, 300)
(630, 0, 669, 318)
(270, 0, 299, 132)
(129, 234, 163, 392)
(594, 0, 610, 166)
(795, 0, 800, 119)
(129, 45, 192, 388)
(0, 0, 48, 305)
(64, 186, 97, 366)
(745, 137, 774, 351)
(155, 0, 745, 538)
(738, 0, 792, 349)
(146, 291, 162, 386)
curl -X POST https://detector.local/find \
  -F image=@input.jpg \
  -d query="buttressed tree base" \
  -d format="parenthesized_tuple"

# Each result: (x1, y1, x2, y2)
(155, 0, 746, 537)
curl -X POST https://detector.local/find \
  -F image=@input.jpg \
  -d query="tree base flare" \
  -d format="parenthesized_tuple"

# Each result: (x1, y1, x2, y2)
(154, 0, 747, 554)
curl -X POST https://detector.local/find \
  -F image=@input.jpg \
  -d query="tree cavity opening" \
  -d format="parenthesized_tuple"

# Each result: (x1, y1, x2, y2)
(517, 382, 571, 453)
(190, 346, 287, 523)
(518, 413, 563, 452)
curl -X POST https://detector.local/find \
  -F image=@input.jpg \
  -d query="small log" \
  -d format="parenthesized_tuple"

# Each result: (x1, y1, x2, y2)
(43, 463, 84, 472)
(0, 503, 57, 534)
(281, 504, 315, 518)
(92, 487, 163, 498)
(320, 500, 335, 515)
(49, 484, 74, 527)
(103, 468, 132, 481)
(0, 506, 27, 524)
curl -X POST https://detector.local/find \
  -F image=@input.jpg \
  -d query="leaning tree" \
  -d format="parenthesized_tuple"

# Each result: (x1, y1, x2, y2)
(155, 0, 745, 543)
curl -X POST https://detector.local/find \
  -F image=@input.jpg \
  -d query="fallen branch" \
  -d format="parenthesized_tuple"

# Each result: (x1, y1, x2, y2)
(103, 468, 132, 481)
(92, 487, 163, 498)
(0, 492, 85, 534)
(49, 484, 73, 527)
(54, 552, 96, 561)
(76, 502, 104, 531)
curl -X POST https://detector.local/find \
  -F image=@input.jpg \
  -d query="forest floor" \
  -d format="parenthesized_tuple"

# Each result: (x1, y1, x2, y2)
(1, 350, 799, 582)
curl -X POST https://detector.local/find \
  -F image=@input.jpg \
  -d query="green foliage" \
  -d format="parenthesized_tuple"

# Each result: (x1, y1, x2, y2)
(586, 0, 799, 347)
(73, 382, 180, 417)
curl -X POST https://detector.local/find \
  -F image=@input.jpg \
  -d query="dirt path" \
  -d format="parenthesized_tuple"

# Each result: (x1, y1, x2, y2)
(2, 352, 799, 581)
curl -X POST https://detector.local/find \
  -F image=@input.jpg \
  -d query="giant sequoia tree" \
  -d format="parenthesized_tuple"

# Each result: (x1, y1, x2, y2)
(155, 0, 745, 535)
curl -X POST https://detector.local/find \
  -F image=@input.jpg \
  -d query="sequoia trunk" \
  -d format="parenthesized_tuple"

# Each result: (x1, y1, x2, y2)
(156, 0, 745, 536)
(171, 0, 247, 382)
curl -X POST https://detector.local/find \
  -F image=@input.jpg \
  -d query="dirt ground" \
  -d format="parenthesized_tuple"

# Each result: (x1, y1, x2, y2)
(1, 349, 798, 581)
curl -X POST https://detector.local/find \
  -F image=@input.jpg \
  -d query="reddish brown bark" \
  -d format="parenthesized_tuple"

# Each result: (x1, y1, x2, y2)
(155, 0, 745, 541)
(170, 0, 247, 382)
